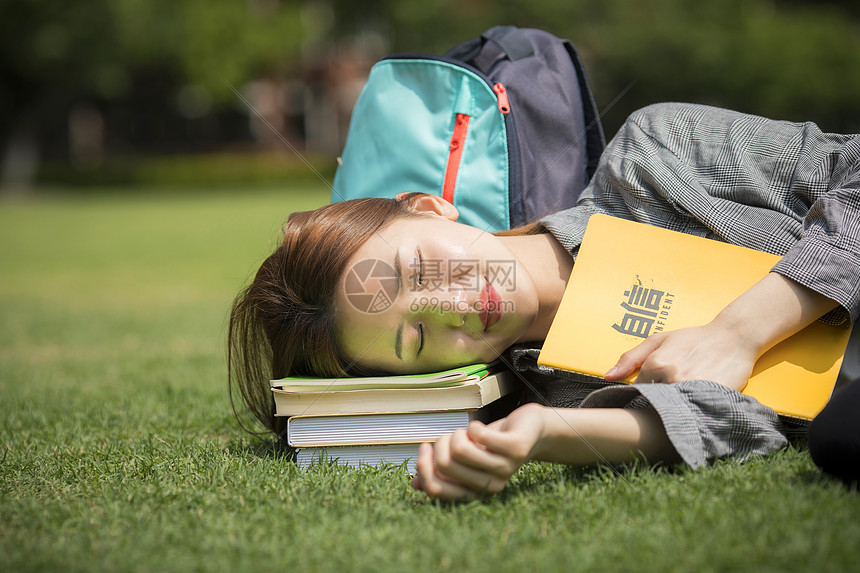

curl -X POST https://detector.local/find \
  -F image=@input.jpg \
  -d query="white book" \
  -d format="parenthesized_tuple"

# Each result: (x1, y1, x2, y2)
(288, 409, 482, 447)
(296, 443, 421, 470)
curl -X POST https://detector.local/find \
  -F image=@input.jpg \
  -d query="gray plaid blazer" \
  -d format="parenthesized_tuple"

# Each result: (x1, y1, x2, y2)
(512, 103, 860, 469)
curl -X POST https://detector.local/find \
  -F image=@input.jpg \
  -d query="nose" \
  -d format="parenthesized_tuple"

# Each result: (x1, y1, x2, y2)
(404, 288, 465, 328)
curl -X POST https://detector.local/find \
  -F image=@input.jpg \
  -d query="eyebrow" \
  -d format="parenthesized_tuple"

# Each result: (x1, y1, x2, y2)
(394, 249, 403, 361)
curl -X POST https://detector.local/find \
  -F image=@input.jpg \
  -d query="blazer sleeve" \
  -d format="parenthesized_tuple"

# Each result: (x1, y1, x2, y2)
(541, 102, 860, 324)
(579, 380, 789, 469)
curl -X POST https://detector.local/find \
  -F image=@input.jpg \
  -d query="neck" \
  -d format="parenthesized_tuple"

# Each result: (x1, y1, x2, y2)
(500, 232, 573, 343)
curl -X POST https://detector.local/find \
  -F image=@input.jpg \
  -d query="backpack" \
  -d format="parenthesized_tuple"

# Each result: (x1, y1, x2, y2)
(331, 26, 606, 232)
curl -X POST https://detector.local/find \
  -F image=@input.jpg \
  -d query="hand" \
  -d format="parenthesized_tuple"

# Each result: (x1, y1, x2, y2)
(411, 403, 547, 501)
(604, 323, 759, 392)
(603, 272, 841, 393)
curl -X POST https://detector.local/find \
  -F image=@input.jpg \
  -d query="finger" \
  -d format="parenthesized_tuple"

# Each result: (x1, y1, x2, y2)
(634, 359, 675, 384)
(466, 421, 532, 466)
(432, 431, 510, 492)
(483, 417, 510, 431)
(414, 442, 476, 501)
(605, 334, 665, 381)
(633, 342, 677, 384)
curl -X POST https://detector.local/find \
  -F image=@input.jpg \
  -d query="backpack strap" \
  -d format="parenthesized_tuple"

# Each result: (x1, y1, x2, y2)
(481, 26, 535, 61)
(444, 25, 534, 68)
(562, 40, 606, 180)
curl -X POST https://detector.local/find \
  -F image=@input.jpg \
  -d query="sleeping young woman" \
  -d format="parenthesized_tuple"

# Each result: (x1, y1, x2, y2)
(229, 102, 860, 500)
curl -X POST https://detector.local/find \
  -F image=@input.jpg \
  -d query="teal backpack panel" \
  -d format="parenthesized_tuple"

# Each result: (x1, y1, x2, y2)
(331, 59, 511, 232)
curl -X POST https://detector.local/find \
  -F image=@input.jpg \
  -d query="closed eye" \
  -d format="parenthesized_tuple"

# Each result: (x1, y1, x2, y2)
(417, 323, 424, 357)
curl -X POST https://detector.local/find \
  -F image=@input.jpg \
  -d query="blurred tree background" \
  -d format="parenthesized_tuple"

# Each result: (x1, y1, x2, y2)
(1, 0, 858, 191)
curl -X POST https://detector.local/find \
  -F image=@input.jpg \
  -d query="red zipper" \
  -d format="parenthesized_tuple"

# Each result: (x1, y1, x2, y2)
(441, 84, 508, 203)
(493, 83, 511, 114)
(442, 113, 470, 204)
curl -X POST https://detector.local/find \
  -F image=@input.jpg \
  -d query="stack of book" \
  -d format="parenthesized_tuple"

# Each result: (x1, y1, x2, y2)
(270, 363, 518, 469)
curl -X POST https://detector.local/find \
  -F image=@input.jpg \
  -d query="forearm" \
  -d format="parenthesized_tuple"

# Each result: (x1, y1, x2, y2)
(531, 404, 680, 466)
(414, 403, 681, 500)
(710, 271, 840, 358)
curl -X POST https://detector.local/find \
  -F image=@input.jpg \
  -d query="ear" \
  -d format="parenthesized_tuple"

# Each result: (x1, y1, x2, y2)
(394, 192, 459, 221)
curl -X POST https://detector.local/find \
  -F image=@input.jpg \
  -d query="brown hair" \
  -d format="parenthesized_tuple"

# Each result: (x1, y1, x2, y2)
(227, 193, 547, 437)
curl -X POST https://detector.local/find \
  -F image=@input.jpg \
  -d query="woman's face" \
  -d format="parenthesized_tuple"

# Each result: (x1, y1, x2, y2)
(334, 213, 540, 374)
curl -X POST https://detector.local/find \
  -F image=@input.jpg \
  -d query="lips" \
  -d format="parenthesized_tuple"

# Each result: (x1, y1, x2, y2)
(480, 278, 503, 331)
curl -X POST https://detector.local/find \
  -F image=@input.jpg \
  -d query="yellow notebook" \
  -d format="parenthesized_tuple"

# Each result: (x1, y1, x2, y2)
(537, 214, 852, 420)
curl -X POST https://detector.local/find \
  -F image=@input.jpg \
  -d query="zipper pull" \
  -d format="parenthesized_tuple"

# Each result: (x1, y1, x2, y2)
(493, 83, 511, 114)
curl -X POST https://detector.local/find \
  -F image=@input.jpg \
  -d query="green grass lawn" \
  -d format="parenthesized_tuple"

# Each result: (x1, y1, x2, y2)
(1, 186, 858, 573)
